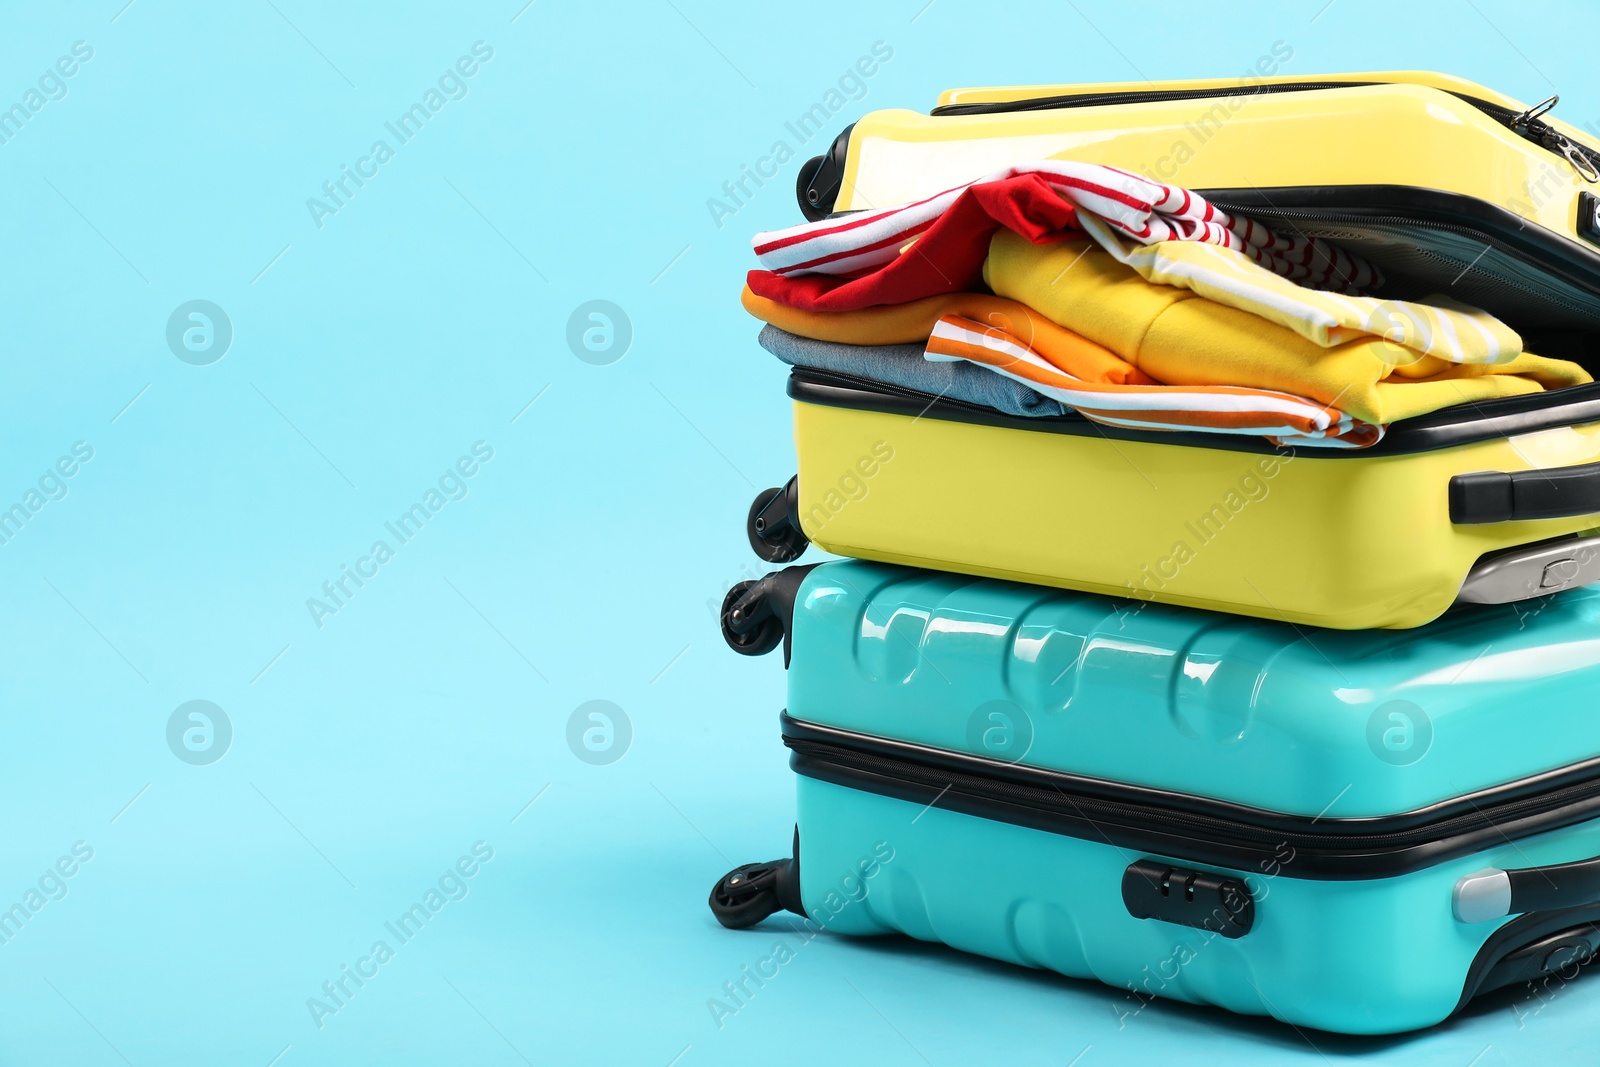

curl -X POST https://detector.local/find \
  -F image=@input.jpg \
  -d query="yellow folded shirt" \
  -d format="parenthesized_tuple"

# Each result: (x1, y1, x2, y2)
(982, 231, 1591, 426)
(1077, 215, 1524, 364)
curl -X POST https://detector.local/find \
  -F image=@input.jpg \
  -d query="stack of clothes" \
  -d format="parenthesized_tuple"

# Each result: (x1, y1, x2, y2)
(741, 161, 1590, 448)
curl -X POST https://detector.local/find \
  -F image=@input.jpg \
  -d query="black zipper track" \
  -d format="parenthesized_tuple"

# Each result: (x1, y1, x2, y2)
(1468, 96, 1600, 175)
(787, 366, 1600, 459)
(783, 717, 1600, 879)
(930, 80, 1379, 116)
(929, 81, 1600, 175)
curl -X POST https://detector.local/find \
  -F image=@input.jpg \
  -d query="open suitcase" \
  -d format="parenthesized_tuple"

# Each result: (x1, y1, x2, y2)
(711, 559, 1600, 1034)
(796, 71, 1600, 343)
(745, 72, 1600, 630)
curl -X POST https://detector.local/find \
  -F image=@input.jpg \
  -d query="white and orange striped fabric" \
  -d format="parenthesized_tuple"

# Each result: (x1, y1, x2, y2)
(753, 159, 1382, 295)
(924, 315, 1383, 448)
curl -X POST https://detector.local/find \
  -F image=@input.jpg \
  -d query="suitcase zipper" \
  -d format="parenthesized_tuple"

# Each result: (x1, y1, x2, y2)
(1480, 95, 1600, 183)
(783, 718, 1600, 879)
(930, 83, 1600, 182)
(787, 365, 1600, 459)
(930, 80, 1379, 116)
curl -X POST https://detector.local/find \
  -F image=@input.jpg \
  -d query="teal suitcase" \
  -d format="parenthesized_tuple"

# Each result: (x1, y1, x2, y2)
(710, 560, 1600, 1034)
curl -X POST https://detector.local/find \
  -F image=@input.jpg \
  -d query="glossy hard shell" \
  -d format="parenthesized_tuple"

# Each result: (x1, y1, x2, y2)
(784, 560, 1600, 1032)
(786, 560, 1600, 818)
(792, 399, 1600, 630)
(835, 80, 1598, 248)
(795, 779, 1600, 1034)
(936, 70, 1535, 114)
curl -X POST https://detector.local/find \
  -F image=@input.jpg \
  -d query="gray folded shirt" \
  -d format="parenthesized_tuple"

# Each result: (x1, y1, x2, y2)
(758, 324, 1067, 418)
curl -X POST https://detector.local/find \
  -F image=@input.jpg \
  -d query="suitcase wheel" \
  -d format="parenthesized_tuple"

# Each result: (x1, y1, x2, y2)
(709, 855, 801, 929)
(720, 581, 784, 657)
(795, 156, 829, 223)
(794, 122, 852, 221)
(747, 481, 809, 563)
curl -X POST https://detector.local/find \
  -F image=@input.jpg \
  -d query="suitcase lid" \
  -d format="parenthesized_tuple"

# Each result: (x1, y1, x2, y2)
(928, 71, 1597, 157)
(784, 559, 1600, 821)
(808, 78, 1600, 358)
(937, 71, 1527, 117)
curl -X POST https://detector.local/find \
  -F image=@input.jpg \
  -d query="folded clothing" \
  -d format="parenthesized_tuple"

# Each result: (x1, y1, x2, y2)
(747, 161, 1381, 314)
(1078, 215, 1522, 366)
(761, 320, 1381, 447)
(748, 225, 1527, 371)
(743, 158, 1592, 442)
(983, 233, 1593, 426)
(924, 315, 1381, 447)
(751, 281, 1379, 443)
(758, 324, 1068, 419)
(742, 286, 1156, 385)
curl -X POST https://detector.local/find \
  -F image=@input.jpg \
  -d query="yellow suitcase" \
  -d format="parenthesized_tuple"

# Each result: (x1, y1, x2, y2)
(749, 73, 1600, 629)
(745, 369, 1600, 629)
(796, 72, 1600, 351)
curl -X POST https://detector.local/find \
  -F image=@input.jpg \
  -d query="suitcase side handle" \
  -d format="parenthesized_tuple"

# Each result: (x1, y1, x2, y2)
(1455, 856, 1600, 923)
(1450, 460, 1600, 524)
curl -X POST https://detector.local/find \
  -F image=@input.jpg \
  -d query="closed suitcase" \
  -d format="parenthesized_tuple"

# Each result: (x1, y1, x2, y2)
(744, 72, 1600, 630)
(742, 368, 1600, 629)
(711, 560, 1600, 1034)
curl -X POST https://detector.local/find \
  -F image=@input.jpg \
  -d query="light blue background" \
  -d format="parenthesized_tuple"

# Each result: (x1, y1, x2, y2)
(0, 1, 1594, 1063)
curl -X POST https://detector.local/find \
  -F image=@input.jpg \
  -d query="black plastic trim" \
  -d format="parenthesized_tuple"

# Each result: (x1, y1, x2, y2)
(1122, 860, 1255, 938)
(1200, 184, 1600, 295)
(788, 367, 1600, 459)
(1581, 193, 1600, 249)
(782, 714, 1600, 880)
(1451, 461, 1600, 523)
(1456, 907, 1600, 1010)
(1508, 856, 1600, 915)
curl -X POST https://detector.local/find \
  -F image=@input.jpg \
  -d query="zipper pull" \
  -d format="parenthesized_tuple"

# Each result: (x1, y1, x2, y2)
(1551, 133, 1600, 184)
(1511, 94, 1559, 135)
(1509, 95, 1600, 183)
